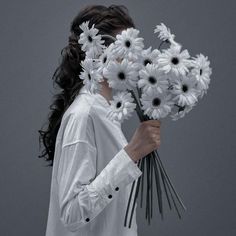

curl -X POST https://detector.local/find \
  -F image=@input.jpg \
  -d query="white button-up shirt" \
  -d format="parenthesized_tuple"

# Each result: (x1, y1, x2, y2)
(45, 85, 143, 236)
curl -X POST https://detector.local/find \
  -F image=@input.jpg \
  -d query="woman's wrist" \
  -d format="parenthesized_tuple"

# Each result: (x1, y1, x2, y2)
(124, 144, 139, 163)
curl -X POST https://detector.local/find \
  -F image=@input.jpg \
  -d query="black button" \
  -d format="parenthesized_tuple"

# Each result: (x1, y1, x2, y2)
(115, 187, 119, 191)
(108, 194, 112, 199)
(85, 218, 90, 222)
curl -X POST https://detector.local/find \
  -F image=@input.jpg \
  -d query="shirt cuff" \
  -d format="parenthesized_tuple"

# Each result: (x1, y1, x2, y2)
(88, 147, 143, 200)
(120, 148, 142, 178)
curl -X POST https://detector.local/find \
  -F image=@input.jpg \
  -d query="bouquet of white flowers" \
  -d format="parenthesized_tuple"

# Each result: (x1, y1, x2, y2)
(78, 21, 212, 227)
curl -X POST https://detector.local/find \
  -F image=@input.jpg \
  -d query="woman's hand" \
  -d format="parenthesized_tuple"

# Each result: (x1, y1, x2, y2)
(124, 120, 161, 162)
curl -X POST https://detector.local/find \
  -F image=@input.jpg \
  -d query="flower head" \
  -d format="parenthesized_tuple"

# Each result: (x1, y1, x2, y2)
(157, 44, 191, 76)
(78, 21, 105, 58)
(103, 58, 139, 90)
(96, 43, 116, 75)
(79, 58, 104, 93)
(190, 53, 212, 90)
(140, 89, 173, 119)
(154, 23, 175, 43)
(171, 74, 199, 106)
(138, 63, 169, 94)
(171, 103, 195, 121)
(112, 28, 144, 61)
(138, 46, 160, 68)
(106, 91, 136, 123)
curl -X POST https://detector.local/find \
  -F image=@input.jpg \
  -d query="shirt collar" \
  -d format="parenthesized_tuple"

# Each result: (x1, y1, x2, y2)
(78, 86, 111, 107)
(78, 86, 121, 127)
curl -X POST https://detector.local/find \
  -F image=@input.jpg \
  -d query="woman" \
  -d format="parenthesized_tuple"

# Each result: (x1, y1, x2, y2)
(39, 4, 161, 236)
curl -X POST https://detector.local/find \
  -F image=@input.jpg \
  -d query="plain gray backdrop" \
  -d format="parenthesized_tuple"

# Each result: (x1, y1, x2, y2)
(0, 0, 235, 235)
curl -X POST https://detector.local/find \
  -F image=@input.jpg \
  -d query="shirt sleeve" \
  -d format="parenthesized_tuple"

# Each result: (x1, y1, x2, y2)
(57, 114, 142, 232)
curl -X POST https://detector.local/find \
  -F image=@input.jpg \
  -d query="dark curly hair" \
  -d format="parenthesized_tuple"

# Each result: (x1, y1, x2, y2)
(38, 4, 135, 167)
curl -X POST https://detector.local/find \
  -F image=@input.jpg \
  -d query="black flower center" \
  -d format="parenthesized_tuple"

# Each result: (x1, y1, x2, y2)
(88, 73, 91, 80)
(200, 68, 203, 75)
(148, 76, 156, 85)
(116, 101, 122, 108)
(144, 59, 152, 66)
(152, 97, 161, 106)
(88, 35, 93, 42)
(171, 57, 179, 65)
(182, 84, 188, 92)
(118, 72, 125, 80)
(103, 56, 107, 64)
(179, 105, 185, 112)
(125, 40, 131, 48)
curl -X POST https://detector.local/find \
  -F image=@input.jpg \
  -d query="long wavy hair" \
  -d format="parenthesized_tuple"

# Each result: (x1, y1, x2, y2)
(38, 4, 135, 167)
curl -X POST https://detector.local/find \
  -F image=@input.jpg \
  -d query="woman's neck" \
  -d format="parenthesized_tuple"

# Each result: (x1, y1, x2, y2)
(98, 80, 113, 104)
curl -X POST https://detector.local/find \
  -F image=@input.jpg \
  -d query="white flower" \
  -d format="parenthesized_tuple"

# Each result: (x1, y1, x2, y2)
(190, 53, 212, 90)
(78, 21, 105, 58)
(112, 28, 144, 61)
(79, 58, 104, 93)
(138, 46, 160, 67)
(103, 58, 139, 90)
(106, 91, 136, 123)
(138, 63, 169, 94)
(154, 23, 175, 43)
(157, 44, 191, 76)
(171, 74, 199, 106)
(140, 89, 173, 119)
(96, 43, 116, 75)
(171, 103, 195, 121)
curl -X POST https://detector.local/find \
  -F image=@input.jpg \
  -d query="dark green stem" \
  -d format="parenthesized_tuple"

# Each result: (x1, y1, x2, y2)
(140, 156, 145, 208)
(151, 152, 163, 219)
(128, 158, 143, 228)
(153, 155, 182, 219)
(154, 150, 187, 211)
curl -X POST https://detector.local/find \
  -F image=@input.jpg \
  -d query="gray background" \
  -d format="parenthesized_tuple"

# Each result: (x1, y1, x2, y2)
(0, 0, 235, 235)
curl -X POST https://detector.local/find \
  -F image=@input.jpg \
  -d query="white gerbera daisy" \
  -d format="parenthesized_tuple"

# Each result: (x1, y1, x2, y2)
(157, 44, 191, 76)
(96, 43, 116, 75)
(112, 28, 144, 60)
(106, 91, 136, 123)
(79, 58, 104, 93)
(138, 46, 160, 67)
(78, 21, 105, 58)
(171, 103, 195, 121)
(138, 63, 169, 94)
(190, 53, 212, 90)
(103, 58, 139, 90)
(171, 75, 199, 106)
(154, 23, 175, 43)
(140, 89, 173, 119)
